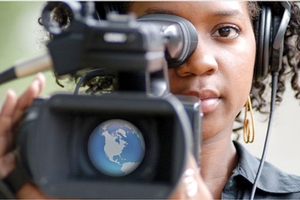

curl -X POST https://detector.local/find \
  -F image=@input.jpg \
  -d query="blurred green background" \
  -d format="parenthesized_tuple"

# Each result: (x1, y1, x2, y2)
(0, 1, 61, 106)
(0, 2, 300, 176)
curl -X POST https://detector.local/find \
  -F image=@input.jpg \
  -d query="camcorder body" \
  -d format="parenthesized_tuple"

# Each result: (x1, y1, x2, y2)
(16, 2, 202, 199)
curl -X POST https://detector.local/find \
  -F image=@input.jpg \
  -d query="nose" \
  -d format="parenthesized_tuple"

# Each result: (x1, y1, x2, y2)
(174, 41, 218, 77)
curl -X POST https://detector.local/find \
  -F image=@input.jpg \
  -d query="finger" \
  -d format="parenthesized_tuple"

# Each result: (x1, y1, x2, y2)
(170, 153, 212, 199)
(16, 183, 49, 199)
(0, 126, 14, 156)
(0, 74, 45, 156)
(12, 73, 46, 125)
(0, 89, 18, 117)
(0, 90, 17, 138)
(0, 151, 16, 179)
(184, 154, 212, 199)
(0, 91, 18, 156)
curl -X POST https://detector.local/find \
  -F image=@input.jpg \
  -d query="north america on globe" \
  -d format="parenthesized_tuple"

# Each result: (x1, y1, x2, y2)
(88, 119, 145, 176)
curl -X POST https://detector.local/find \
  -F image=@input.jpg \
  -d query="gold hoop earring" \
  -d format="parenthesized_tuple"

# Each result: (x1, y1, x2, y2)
(243, 96, 255, 143)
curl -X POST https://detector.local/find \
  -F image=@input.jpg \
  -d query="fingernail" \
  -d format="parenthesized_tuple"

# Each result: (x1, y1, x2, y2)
(32, 79, 40, 88)
(6, 89, 17, 98)
(35, 73, 45, 89)
(184, 168, 198, 197)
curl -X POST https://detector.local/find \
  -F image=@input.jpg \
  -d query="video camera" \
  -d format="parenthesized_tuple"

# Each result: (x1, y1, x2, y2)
(11, 2, 202, 199)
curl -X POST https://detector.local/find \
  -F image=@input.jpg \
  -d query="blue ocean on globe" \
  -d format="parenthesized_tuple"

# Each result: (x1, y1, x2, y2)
(88, 119, 145, 176)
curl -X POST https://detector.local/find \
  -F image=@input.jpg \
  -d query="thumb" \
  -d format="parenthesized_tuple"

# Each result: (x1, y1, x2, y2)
(169, 153, 212, 199)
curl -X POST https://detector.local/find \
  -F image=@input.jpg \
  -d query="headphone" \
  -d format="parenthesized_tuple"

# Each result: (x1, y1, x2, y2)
(93, 2, 291, 82)
(254, 2, 291, 82)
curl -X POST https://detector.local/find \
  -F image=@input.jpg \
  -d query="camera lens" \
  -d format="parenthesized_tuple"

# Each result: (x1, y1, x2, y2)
(88, 119, 145, 177)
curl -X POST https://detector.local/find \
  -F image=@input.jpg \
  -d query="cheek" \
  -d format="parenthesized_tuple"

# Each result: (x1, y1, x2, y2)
(168, 69, 181, 92)
(217, 38, 256, 114)
(226, 57, 254, 87)
(221, 41, 256, 90)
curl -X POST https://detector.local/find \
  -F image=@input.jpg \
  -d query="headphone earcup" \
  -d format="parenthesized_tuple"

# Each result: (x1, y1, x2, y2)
(254, 5, 272, 82)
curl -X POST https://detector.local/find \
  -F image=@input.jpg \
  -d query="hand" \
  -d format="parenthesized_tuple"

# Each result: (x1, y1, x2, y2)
(0, 73, 48, 198)
(169, 153, 212, 199)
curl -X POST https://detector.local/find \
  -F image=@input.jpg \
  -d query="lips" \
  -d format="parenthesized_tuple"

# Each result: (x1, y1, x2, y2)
(184, 89, 220, 114)
(200, 97, 220, 114)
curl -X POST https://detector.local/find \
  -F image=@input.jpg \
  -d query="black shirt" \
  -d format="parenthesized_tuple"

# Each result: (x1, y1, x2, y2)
(222, 141, 300, 199)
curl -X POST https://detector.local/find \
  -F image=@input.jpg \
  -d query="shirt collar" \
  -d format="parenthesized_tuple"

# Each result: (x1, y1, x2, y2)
(233, 141, 300, 193)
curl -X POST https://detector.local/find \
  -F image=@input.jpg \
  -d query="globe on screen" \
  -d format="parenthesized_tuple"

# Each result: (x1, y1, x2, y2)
(88, 119, 145, 177)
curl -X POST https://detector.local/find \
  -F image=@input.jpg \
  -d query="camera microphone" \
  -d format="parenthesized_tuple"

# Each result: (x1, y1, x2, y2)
(0, 11, 198, 86)
(0, 51, 53, 85)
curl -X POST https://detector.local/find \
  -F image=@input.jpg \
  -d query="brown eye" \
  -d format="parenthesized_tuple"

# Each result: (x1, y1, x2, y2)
(212, 25, 240, 38)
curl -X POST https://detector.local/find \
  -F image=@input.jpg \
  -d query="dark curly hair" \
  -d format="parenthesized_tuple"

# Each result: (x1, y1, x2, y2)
(40, 1, 300, 117)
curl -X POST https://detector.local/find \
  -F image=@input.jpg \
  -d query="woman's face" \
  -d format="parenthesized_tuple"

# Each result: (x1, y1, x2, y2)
(129, 2, 256, 141)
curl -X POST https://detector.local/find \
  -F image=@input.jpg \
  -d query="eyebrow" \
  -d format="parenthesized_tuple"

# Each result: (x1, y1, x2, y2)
(211, 9, 244, 17)
(142, 8, 244, 18)
(142, 8, 177, 15)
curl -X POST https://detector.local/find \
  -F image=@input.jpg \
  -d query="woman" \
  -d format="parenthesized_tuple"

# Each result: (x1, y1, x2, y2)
(1, 1, 300, 199)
